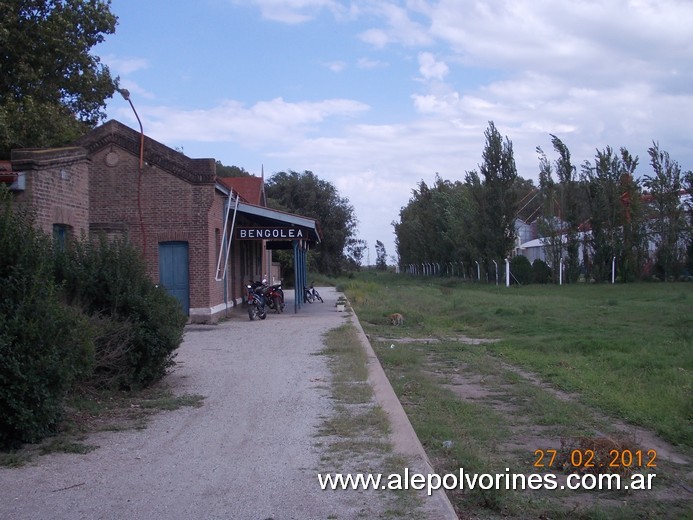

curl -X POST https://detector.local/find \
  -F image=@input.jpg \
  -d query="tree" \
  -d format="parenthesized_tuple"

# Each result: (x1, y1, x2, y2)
(581, 146, 642, 282)
(535, 136, 582, 282)
(216, 162, 251, 177)
(0, 0, 118, 157)
(536, 145, 563, 280)
(643, 143, 687, 280)
(393, 176, 457, 269)
(551, 135, 581, 282)
(345, 238, 367, 270)
(685, 169, 693, 274)
(478, 121, 519, 260)
(265, 170, 357, 276)
(375, 240, 387, 270)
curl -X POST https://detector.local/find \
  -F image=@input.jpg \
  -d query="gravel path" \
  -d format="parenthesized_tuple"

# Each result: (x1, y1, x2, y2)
(0, 287, 455, 520)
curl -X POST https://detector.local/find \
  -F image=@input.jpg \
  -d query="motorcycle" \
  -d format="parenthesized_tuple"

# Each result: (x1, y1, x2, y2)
(264, 283, 285, 313)
(246, 281, 267, 321)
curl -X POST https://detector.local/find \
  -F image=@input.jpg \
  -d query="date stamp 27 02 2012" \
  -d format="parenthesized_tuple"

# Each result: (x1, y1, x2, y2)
(533, 448, 657, 470)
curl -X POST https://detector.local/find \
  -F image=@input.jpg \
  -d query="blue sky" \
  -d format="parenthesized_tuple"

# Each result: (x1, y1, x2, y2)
(97, 0, 693, 264)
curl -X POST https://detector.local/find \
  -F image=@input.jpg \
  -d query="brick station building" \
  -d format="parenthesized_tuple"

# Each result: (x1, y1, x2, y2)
(2, 120, 321, 322)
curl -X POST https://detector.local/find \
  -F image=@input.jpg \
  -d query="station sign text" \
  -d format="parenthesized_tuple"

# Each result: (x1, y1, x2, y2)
(236, 227, 306, 240)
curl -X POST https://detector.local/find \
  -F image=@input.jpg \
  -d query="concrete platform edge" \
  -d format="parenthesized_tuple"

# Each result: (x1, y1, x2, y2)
(348, 309, 459, 519)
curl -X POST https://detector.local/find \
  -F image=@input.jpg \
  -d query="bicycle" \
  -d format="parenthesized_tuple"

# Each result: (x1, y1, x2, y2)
(304, 283, 323, 303)
(310, 284, 324, 303)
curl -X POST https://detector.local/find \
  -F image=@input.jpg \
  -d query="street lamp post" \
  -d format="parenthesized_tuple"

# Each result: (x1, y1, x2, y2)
(117, 88, 147, 258)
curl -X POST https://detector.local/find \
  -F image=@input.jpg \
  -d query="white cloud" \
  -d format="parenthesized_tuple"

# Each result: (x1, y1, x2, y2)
(325, 60, 347, 73)
(357, 1, 432, 47)
(102, 54, 148, 75)
(242, 0, 348, 24)
(356, 57, 386, 69)
(417, 52, 448, 81)
(137, 97, 370, 148)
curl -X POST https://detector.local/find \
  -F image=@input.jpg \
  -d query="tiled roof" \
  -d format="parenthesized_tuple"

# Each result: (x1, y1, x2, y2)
(217, 176, 265, 205)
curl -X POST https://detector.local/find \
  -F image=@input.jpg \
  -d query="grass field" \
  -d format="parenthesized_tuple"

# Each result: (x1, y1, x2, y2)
(339, 272, 692, 519)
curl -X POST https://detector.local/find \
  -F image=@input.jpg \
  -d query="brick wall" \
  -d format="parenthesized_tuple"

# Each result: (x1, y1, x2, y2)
(11, 147, 90, 238)
(78, 120, 229, 322)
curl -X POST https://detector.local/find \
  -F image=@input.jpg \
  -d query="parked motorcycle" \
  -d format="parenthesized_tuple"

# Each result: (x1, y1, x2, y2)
(246, 281, 267, 320)
(265, 283, 285, 313)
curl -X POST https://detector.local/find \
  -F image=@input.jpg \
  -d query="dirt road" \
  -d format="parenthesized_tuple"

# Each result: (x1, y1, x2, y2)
(0, 288, 455, 520)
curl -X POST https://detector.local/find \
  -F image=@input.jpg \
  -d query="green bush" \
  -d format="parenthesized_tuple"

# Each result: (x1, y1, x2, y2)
(532, 259, 552, 284)
(55, 237, 186, 388)
(510, 255, 533, 285)
(0, 189, 93, 448)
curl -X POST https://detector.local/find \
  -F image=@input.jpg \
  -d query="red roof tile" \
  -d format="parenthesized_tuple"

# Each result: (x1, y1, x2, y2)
(217, 176, 265, 205)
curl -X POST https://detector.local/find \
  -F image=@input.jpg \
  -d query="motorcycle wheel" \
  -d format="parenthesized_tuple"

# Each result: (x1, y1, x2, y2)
(273, 296, 282, 313)
(305, 292, 314, 304)
(248, 304, 257, 321)
(259, 308, 267, 320)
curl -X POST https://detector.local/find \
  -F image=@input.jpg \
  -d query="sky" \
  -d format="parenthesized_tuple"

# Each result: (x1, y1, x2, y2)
(97, 0, 693, 265)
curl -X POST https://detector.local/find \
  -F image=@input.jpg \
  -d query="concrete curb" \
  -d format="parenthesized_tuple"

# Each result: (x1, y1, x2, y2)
(348, 308, 459, 519)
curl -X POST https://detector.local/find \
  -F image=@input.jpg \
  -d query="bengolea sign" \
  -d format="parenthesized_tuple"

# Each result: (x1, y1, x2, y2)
(236, 227, 306, 240)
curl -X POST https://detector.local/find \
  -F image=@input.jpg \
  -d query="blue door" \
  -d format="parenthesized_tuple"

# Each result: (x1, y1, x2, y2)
(159, 241, 190, 315)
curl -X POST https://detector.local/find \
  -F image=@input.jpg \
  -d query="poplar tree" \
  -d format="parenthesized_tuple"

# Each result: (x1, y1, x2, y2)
(478, 121, 519, 260)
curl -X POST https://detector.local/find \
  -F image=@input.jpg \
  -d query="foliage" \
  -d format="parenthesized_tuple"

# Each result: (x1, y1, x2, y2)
(532, 259, 552, 284)
(643, 142, 687, 280)
(536, 135, 581, 282)
(393, 175, 456, 267)
(265, 170, 357, 276)
(345, 238, 366, 271)
(509, 255, 533, 284)
(581, 146, 642, 282)
(394, 127, 691, 285)
(477, 121, 519, 259)
(374, 240, 387, 270)
(54, 237, 187, 388)
(394, 123, 522, 274)
(0, 187, 93, 448)
(0, 0, 117, 157)
(215, 162, 251, 177)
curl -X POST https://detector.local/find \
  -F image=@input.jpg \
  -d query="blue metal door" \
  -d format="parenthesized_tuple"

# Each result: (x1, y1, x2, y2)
(159, 241, 189, 315)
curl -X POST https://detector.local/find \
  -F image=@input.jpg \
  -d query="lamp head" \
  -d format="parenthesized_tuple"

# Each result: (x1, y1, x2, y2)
(117, 88, 131, 101)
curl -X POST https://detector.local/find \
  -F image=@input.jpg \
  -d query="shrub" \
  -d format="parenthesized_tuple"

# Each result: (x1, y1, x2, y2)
(510, 255, 533, 285)
(55, 237, 186, 389)
(532, 259, 552, 284)
(0, 188, 93, 448)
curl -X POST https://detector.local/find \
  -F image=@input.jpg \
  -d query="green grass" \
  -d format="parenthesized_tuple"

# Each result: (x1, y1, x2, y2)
(336, 272, 692, 519)
(340, 273, 692, 448)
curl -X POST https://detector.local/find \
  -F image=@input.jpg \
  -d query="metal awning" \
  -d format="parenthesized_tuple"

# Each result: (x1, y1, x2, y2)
(214, 186, 321, 313)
